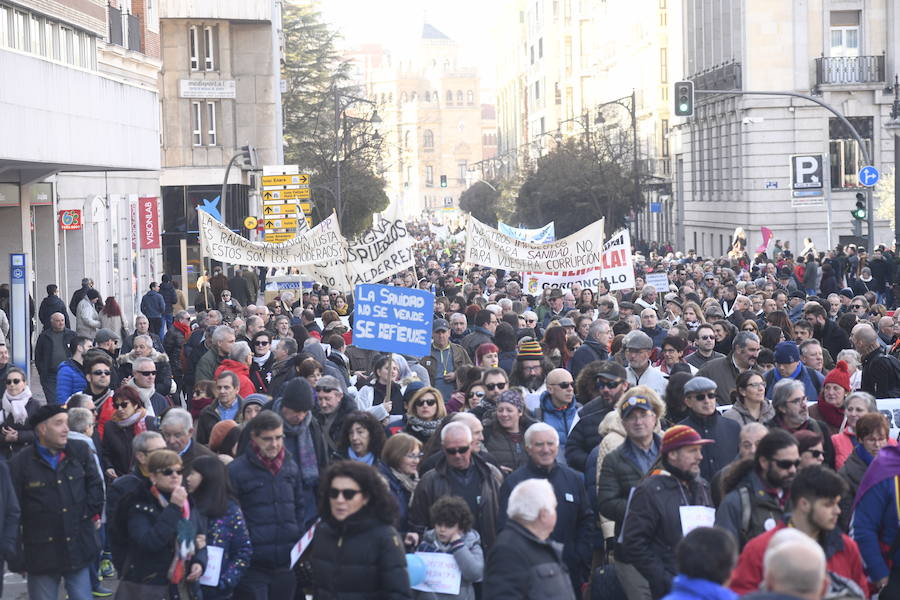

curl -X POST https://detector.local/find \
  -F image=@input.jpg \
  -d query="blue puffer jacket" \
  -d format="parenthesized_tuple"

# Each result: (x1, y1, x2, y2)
(662, 575, 737, 600)
(228, 447, 305, 570)
(534, 391, 580, 455)
(55, 359, 87, 405)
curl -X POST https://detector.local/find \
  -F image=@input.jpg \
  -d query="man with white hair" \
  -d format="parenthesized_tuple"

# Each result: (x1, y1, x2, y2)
(409, 421, 504, 550)
(160, 407, 214, 471)
(851, 322, 900, 398)
(484, 478, 577, 599)
(195, 324, 236, 383)
(497, 423, 593, 590)
(449, 312, 470, 345)
(635, 284, 658, 312)
(742, 529, 828, 600)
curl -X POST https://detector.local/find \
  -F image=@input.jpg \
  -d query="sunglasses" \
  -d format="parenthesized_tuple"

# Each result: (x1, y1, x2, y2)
(91, 370, 111, 376)
(5, 378, 22, 385)
(596, 379, 623, 389)
(773, 459, 801, 470)
(137, 370, 157, 376)
(485, 382, 507, 391)
(468, 391, 486, 399)
(254, 340, 270, 346)
(316, 387, 336, 394)
(805, 450, 825, 459)
(698, 335, 715, 340)
(551, 381, 573, 389)
(156, 468, 183, 477)
(329, 487, 361, 500)
(851, 305, 864, 310)
(692, 392, 718, 400)
(414, 398, 437, 408)
(444, 446, 470, 455)
(112, 402, 132, 410)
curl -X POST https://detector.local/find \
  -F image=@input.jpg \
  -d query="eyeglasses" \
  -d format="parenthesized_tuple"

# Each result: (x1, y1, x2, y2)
(851, 305, 864, 310)
(137, 370, 157, 377)
(112, 402, 131, 410)
(91, 370, 111, 376)
(773, 459, 801, 470)
(743, 382, 765, 389)
(444, 446, 470, 455)
(414, 398, 437, 407)
(468, 391, 486, 399)
(328, 487, 361, 500)
(550, 381, 573, 389)
(698, 335, 715, 340)
(254, 340, 270, 347)
(692, 392, 718, 400)
(316, 387, 336, 394)
(805, 450, 825, 459)
(525, 319, 537, 324)
(786, 396, 806, 405)
(405, 452, 424, 460)
(156, 467, 183, 477)
(5, 378, 22, 385)
(596, 379, 623, 389)
(485, 382, 507, 391)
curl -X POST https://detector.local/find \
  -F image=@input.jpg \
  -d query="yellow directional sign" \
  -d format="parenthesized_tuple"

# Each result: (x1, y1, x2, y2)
(299, 202, 312, 213)
(263, 218, 298, 229)
(262, 204, 298, 216)
(262, 174, 311, 186)
(243, 216, 258, 229)
(264, 232, 295, 243)
(261, 188, 310, 201)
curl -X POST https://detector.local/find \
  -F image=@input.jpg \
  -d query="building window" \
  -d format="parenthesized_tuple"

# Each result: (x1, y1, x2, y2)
(191, 102, 202, 146)
(206, 102, 217, 146)
(661, 119, 669, 157)
(538, 37, 543, 58)
(829, 116, 872, 188)
(446, 90, 453, 104)
(423, 129, 434, 149)
(29, 14, 39, 54)
(829, 11, 860, 57)
(189, 26, 199, 70)
(14, 11, 26, 50)
(457, 160, 468, 183)
(467, 90, 474, 105)
(660, 48, 668, 83)
(530, 45, 534, 64)
(534, 81, 540, 100)
(0, 6, 9, 48)
(60, 26, 73, 64)
(424, 91, 431, 102)
(426, 166, 434, 186)
(456, 90, 464, 104)
(146, 0, 159, 32)
(203, 26, 215, 70)
(404, 130, 411, 148)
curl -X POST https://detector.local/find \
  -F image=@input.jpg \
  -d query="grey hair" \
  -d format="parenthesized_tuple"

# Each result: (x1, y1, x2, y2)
(844, 390, 877, 412)
(440, 421, 473, 444)
(740, 422, 769, 439)
(771, 378, 806, 409)
(134, 334, 153, 348)
(134, 356, 155, 370)
(212, 324, 235, 346)
(524, 422, 559, 447)
(732, 330, 760, 349)
(836, 349, 860, 370)
(133, 430, 164, 453)
(229, 340, 252, 363)
(763, 529, 826, 597)
(588, 319, 610, 340)
(160, 408, 193, 433)
(641, 284, 657, 299)
(507, 478, 557, 522)
(206, 310, 223, 323)
(67, 407, 94, 434)
(175, 310, 190, 321)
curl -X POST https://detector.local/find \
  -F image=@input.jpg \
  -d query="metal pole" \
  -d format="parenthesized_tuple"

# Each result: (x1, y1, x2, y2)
(334, 85, 342, 225)
(892, 75, 900, 252)
(631, 90, 640, 244)
(824, 150, 833, 250)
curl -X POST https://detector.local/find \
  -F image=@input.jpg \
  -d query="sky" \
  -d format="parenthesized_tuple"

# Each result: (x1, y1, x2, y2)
(316, 0, 505, 89)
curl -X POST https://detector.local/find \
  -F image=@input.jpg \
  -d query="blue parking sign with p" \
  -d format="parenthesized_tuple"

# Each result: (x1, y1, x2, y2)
(858, 166, 880, 187)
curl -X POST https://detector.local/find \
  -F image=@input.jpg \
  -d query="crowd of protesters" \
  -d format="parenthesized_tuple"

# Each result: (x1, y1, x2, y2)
(2, 228, 900, 600)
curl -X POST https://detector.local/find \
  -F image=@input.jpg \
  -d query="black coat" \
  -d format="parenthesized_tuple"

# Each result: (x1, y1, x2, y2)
(0, 460, 20, 560)
(308, 510, 413, 600)
(38, 295, 68, 330)
(249, 353, 275, 393)
(163, 326, 187, 380)
(228, 446, 305, 569)
(33, 328, 76, 378)
(564, 398, 613, 472)
(0, 399, 40, 459)
(101, 417, 156, 477)
(483, 519, 577, 600)
(678, 411, 740, 481)
(9, 439, 104, 574)
(860, 348, 900, 399)
(482, 415, 536, 474)
(818, 319, 852, 362)
(597, 439, 654, 535)
(227, 275, 252, 307)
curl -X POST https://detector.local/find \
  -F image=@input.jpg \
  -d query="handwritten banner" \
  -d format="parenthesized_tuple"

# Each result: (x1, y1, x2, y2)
(197, 209, 346, 268)
(352, 284, 435, 357)
(498, 221, 556, 244)
(523, 228, 632, 293)
(411, 552, 462, 595)
(465, 215, 604, 273)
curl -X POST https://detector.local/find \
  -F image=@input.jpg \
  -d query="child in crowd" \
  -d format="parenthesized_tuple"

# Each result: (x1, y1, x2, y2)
(415, 496, 484, 600)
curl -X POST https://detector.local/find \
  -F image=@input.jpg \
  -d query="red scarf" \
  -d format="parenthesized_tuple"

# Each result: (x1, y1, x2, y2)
(254, 442, 285, 476)
(816, 396, 845, 431)
(174, 320, 191, 339)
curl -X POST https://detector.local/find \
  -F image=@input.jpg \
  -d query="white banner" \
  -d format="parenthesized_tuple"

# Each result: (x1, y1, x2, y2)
(465, 215, 604, 273)
(523, 228, 633, 293)
(498, 221, 556, 243)
(877, 398, 900, 440)
(198, 209, 345, 267)
(309, 217, 416, 291)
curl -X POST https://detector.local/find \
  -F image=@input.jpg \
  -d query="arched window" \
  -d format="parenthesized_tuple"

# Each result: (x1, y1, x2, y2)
(424, 91, 431, 102)
(423, 130, 434, 149)
(467, 90, 474, 105)
(433, 91, 439, 102)
(456, 90, 464, 103)
(404, 130, 411, 148)
(388, 92, 393, 103)
(446, 90, 453, 104)
(400, 91, 408, 103)
(410, 91, 417, 101)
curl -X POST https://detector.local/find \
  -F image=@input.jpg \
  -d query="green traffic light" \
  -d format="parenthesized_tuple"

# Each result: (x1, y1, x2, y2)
(679, 103, 688, 112)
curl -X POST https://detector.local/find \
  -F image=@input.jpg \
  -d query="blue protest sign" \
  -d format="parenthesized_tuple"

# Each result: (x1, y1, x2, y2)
(352, 284, 435, 357)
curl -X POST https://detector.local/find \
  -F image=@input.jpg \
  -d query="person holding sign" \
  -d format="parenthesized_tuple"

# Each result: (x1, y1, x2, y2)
(308, 461, 412, 599)
(414, 496, 484, 600)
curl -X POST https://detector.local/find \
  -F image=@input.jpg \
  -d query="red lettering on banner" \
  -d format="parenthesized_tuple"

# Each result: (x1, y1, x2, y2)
(139, 197, 160, 249)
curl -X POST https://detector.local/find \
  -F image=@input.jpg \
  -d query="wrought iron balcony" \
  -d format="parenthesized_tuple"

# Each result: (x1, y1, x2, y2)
(815, 55, 885, 86)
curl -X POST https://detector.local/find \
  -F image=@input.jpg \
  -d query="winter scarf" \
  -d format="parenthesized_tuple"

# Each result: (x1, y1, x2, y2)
(406, 415, 440, 439)
(252, 351, 271, 367)
(148, 485, 196, 585)
(348, 447, 375, 465)
(815, 397, 845, 432)
(1, 388, 31, 425)
(174, 320, 191, 340)
(287, 417, 319, 486)
(114, 408, 148, 434)
(254, 442, 286, 476)
(389, 467, 419, 502)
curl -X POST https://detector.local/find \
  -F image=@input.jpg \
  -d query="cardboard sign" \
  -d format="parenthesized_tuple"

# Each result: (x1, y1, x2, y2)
(352, 284, 434, 357)
(411, 552, 462, 595)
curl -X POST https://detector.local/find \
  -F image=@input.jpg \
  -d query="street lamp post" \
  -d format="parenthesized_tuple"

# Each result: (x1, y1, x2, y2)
(332, 84, 381, 227)
(594, 91, 639, 240)
(888, 74, 900, 252)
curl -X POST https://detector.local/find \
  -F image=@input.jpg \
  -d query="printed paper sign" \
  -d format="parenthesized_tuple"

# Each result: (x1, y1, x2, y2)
(411, 552, 462, 595)
(352, 284, 435, 357)
(679, 505, 715, 537)
(498, 221, 556, 243)
(199, 545, 223, 587)
(465, 215, 604, 273)
(877, 398, 900, 440)
(645, 272, 669, 294)
(523, 229, 633, 293)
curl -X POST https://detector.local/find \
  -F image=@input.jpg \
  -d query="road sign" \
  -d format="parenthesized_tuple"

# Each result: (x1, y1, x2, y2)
(262, 174, 310, 187)
(858, 166, 880, 187)
(263, 164, 299, 176)
(264, 232, 295, 243)
(791, 155, 824, 191)
(262, 188, 311, 201)
(263, 204, 299, 215)
(263, 218, 298, 229)
(244, 216, 258, 229)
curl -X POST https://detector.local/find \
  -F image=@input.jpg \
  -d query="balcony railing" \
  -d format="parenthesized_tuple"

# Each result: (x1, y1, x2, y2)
(815, 55, 885, 86)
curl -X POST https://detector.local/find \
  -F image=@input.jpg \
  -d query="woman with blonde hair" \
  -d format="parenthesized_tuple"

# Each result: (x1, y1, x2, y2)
(681, 301, 706, 331)
(403, 387, 447, 444)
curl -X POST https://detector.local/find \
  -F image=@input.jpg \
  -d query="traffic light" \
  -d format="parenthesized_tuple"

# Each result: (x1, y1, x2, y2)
(440, 175, 447, 188)
(852, 192, 866, 220)
(239, 144, 259, 170)
(674, 81, 694, 117)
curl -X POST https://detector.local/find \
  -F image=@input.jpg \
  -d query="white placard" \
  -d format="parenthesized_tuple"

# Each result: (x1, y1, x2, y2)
(523, 228, 634, 293)
(179, 79, 236, 99)
(198, 545, 223, 587)
(679, 505, 715, 537)
(876, 398, 900, 440)
(290, 523, 317, 569)
(644, 272, 669, 293)
(411, 552, 462, 595)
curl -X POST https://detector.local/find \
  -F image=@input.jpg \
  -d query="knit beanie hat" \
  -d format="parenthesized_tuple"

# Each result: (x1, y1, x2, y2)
(496, 389, 525, 412)
(209, 419, 239, 453)
(517, 340, 543, 360)
(822, 360, 851, 392)
(281, 378, 315, 412)
(774, 341, 800, 364)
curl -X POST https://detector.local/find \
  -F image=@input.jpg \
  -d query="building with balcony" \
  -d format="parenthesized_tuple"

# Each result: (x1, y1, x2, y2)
(158, 0, 282, 298)
(673, 0, 898, 256)
(0, 0, 161, 339)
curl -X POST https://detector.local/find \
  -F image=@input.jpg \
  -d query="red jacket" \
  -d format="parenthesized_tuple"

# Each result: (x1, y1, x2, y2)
(729, 521, 868, 595)
(214, 359, 256, 399)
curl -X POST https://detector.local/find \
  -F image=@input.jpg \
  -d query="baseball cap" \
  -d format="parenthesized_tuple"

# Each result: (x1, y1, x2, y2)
(595, 361, 627, 382)
(621, 395, 653, 418)
(432, 318, 450, 332)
